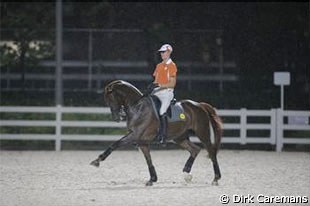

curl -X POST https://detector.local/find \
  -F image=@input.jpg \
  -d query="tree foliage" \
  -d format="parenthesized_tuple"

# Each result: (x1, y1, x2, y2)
(0, 2, 55, 75)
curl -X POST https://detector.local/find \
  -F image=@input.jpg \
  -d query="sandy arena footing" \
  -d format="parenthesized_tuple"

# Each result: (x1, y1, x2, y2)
(1, 150, 309, 206)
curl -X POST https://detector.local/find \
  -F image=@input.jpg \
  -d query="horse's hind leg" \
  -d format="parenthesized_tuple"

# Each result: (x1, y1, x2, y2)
(139, 145, 157, 186)
(175, 136, 201, 182)
(196, 128, 221, 185)
(210, 154, 221, 185)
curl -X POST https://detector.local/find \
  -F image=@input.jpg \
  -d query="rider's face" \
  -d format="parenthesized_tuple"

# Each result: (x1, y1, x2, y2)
(160, 50, 170, 61)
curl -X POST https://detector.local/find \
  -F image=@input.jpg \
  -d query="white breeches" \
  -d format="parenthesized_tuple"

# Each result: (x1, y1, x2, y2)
(152, 88, 174, 115)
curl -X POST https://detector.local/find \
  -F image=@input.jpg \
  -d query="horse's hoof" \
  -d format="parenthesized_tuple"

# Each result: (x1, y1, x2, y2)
(90, 159, 100, 167)
(183, 172, 193, 183)
(211, 180, 219, 186)
(145, 181, 153, 186)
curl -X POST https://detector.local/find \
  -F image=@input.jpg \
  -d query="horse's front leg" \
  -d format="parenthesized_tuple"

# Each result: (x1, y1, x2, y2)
(90, 132, 132, 167)
(139, 145, 157, 186)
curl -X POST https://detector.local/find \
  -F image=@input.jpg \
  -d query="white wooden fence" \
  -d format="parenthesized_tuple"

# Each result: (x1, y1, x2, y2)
(0, 106, 309, 152)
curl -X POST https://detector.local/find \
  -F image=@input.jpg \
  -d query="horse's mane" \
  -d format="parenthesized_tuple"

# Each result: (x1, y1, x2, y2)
(106, 80, 143, 96)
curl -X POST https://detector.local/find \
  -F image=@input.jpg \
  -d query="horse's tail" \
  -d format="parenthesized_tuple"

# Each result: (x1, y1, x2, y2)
(199, 102, 223, 154)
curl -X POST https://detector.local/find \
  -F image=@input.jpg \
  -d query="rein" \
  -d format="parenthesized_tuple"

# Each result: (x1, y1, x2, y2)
(122, 94, 150, 116)
(106, 81, 158, 120)
(122, 86, 167, 110)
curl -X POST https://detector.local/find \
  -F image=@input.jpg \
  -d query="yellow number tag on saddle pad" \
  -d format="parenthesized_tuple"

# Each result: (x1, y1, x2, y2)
(179, 113, 186, 120)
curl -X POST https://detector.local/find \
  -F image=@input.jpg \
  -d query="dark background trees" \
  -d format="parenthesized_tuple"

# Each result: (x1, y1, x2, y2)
(0, 2, 308, 109)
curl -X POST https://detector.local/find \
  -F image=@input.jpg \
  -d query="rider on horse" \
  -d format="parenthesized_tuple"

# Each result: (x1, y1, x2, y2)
(149, 44, 178, 144)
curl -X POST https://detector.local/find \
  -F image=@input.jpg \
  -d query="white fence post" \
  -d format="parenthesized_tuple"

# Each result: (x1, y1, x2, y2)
(55, 105, 62, 151)
(240, 108, 247, 144)
(270, 109, 277, 145)
(276, 109, 283, 152)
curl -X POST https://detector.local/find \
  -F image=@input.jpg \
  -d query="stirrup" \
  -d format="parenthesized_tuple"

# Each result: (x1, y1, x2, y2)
(155, 133, 166, 144)
(158, 134, 164, 142)
(158, 133, 167, 145)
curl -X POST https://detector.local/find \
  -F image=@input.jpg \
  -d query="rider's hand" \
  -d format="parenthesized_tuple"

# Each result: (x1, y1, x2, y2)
(146, 83, 159, 95)
(148, 83, 159, 90)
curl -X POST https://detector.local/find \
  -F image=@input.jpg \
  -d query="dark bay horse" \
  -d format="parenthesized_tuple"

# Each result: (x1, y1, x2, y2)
(90, 80, 223, 186)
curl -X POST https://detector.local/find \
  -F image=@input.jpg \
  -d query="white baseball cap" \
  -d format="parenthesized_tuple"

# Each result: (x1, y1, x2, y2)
(158, 44, 173, 52)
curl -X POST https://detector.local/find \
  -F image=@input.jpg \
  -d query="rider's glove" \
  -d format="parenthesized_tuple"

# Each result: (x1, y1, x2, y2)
(146, 83, 159, 95)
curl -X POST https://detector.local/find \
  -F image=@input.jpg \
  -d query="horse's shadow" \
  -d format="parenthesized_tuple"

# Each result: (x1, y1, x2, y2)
(90, 180, 213, 191)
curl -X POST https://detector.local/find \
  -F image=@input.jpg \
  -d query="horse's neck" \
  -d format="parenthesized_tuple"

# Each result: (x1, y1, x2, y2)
(126, 96, 150, 119)
(125, 95, 141, 107)
(121, 89, 142, 108)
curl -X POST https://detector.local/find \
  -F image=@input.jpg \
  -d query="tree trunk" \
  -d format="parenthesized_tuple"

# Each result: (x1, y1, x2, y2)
(19, 42, 27, 92)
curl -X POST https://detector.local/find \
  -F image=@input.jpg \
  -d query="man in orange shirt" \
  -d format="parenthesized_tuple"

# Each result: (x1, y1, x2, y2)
(150, 44, 177, 144)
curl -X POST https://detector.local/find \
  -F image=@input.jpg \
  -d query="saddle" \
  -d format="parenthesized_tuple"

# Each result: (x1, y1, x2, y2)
(149, 95, 186, 123)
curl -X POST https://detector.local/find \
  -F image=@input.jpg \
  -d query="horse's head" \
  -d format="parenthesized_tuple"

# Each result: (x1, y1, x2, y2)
(104, 80, 143, 122)
(104, 80, 124, 122)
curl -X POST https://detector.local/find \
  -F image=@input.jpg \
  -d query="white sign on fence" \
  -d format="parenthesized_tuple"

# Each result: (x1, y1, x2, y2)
(273, 72, 290, 110)
(274, 72, 290, 85)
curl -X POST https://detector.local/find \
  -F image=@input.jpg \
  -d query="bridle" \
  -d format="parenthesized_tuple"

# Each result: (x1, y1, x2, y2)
(105, 81, 147, 121)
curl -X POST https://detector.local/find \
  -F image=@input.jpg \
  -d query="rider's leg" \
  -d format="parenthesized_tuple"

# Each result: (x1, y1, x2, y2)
(159, 113, 168, 144)
(154, 89, 174, 144)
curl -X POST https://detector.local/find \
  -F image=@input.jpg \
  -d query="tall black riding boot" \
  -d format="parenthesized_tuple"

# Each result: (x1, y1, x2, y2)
(159, 113, 168, 144)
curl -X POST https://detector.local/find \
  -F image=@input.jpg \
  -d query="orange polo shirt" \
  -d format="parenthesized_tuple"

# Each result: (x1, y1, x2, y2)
(153, 59, 177, 85)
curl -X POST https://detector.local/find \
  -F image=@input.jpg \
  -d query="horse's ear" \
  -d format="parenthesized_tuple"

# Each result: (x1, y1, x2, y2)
(105, 85, 113, 93)
(105, 80, 122, 94)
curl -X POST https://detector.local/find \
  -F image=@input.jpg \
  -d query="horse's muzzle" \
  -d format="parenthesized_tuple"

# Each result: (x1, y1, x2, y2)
(112, 114, 121, 122)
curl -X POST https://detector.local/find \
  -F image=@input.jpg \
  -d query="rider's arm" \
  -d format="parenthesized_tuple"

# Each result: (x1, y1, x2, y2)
(159, 76, 176, 89)
(159, 63, 177, 89)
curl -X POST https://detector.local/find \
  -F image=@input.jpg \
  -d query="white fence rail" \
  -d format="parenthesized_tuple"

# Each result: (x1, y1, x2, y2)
(0, 106, 309, 152)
